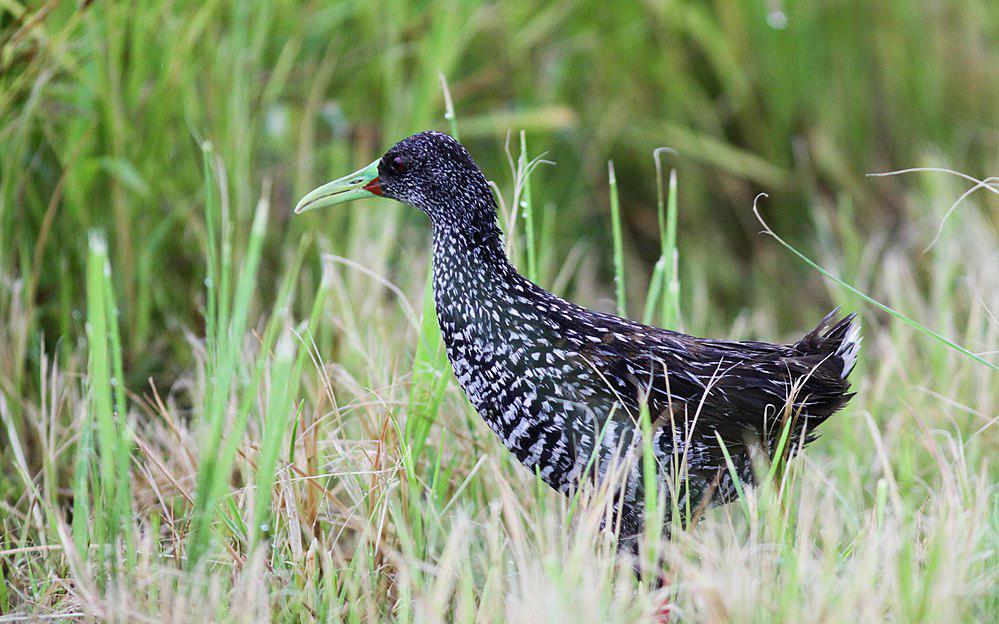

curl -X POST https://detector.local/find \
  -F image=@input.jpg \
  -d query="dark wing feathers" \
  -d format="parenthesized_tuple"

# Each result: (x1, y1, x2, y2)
(575, 310, 857, 463)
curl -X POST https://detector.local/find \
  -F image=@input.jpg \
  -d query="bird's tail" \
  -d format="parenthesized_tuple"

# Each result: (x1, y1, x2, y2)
(781, 309, 861, 446)
(797, 308, 862, 381)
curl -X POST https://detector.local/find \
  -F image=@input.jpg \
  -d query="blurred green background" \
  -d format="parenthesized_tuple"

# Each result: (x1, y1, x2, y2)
(1, 0, 995, 383)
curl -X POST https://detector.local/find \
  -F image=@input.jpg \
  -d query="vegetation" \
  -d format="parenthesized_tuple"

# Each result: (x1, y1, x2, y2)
(1, 1, 995, 621)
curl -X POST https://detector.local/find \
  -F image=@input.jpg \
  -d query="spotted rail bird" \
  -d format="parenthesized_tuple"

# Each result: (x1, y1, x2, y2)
(296, 130, 861, 555)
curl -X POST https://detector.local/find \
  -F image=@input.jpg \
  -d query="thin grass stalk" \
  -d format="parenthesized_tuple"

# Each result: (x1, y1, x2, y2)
(102, 249, 133, 569)
(439, 72, 460, 141)
(654, 148, 681, 328)
(84, 233, 133, 571)
(0, 555, 6, 614)
(250, 332, 296, 549)
(638, 401, 663, 577)
(608, 161, 626, 317)
(641, 258, 667, 325)
(202, 142, 219, 365)
(71, 404, 93, 561)
(663, 169, 681, 327)
(753, 197, 997, 371)
(520, 131, 538, 282)
(713, 432, 750, 523)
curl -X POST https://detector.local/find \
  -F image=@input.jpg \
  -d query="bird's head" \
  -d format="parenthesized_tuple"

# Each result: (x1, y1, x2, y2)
(295, 131, 495, 230)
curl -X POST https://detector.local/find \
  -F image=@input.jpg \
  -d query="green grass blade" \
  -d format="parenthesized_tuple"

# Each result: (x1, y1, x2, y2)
(520, 131, 538, 283)
(713, 432, 750, 523)
(439, 72, 460, 141)
(608, 161, 626, 317)
(641, 257, 667, 325)
(654, 148, 681, 328)
(85, 233, 133, 572)
(250, 332, 296, 549)
(71, 408, 93, 561)
(201, 141, 219, 365)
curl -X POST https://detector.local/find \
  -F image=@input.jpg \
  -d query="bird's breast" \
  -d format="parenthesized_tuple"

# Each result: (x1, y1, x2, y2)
(435, 298, 612, 491)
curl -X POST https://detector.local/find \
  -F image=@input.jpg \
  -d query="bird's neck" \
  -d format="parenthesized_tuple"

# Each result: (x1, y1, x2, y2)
(429, 206, 529, 341)
(429, 212, 536, 418)
(430, 216, 515, 296)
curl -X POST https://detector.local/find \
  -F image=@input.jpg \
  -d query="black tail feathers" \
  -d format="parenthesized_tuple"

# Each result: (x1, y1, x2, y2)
(796, 308, 862, 381)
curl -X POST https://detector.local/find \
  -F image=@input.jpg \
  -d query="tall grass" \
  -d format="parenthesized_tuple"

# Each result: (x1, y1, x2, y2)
(1, 1, 996, 622)
(1, 131, 994, 620)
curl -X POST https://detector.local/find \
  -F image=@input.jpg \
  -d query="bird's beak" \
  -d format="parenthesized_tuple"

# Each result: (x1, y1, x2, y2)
(294, 159, 383, 214)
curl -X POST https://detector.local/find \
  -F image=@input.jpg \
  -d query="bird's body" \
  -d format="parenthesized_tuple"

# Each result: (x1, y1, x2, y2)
(297, 130, 861, 549)
(432, 203, 859, 543)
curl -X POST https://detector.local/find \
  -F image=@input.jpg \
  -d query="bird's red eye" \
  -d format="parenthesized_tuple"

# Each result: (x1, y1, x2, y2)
(385, 155, 408, 175)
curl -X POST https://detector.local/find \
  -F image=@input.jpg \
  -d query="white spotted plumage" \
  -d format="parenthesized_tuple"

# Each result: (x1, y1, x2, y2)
(372, 131, 861, 547)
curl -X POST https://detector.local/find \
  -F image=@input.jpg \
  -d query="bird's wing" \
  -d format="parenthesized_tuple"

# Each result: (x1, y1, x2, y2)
(572, 313, 854, 463)
(563, 321, 813, 464)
